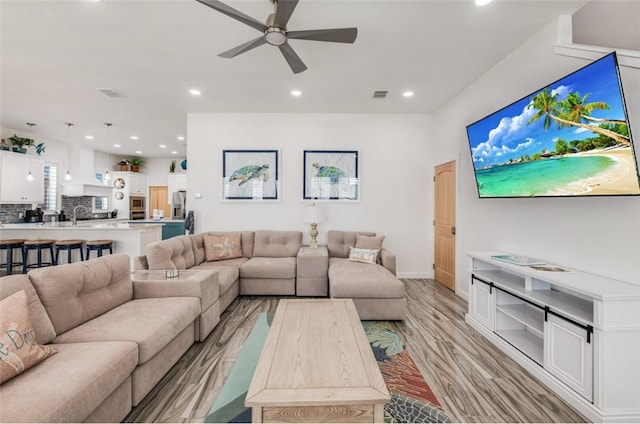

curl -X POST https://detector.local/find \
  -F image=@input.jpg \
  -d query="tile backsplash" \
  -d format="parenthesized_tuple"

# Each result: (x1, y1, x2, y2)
(0, 203, 32, 224)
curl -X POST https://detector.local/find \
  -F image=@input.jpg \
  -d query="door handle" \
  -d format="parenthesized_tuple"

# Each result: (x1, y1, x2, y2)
(451, 226, 456, 235)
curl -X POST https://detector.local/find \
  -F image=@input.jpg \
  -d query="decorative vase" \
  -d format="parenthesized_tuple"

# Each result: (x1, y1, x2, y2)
(181, 159, 187, 170)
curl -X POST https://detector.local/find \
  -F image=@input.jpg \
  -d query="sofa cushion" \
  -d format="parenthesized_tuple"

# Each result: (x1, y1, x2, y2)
(327, 231, 376, 258)
(329, 258, 405, 298)
(0, 290, 58, 384)
(203, 233, 243, 261)
(348, 247, 379, 264)
(53, 297, 200, 364)
(194, 263, 241, 294)
(0, 274, 56, 344)
(27, 254, 133, 335)
(241, 257, 297, 279)
(146, 235, 198, 270)
(253, 230, 302, 258)
(0, 341, 137, 423)
(355, 234, 385, 264)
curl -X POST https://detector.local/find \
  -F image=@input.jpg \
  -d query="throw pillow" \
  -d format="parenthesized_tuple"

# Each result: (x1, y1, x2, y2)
(204, 233, 243, 261)
(355, 234, 385, 264)
(0, 290, 58, 384)
(348, 247, 379, 265)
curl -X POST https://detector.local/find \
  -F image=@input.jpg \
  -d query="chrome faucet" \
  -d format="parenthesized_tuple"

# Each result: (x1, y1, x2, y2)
(72, 205, 88, 226)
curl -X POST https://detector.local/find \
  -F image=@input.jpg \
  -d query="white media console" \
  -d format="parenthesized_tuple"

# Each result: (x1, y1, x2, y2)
(466, 251, 640, 422)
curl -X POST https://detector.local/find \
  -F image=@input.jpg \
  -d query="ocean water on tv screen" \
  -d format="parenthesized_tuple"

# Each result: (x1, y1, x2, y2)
(476, 156, 616, 197)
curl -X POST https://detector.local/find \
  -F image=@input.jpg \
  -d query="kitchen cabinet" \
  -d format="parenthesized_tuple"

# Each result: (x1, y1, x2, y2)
(0, 151, 45, 203)
(129, 173, 146, 195)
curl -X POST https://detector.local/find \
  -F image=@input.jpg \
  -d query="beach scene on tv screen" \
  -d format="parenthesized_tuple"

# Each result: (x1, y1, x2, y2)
(467, 53, 640, 197)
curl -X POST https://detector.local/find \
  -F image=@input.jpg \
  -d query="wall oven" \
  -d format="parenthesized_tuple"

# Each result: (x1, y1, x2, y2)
(129, 196, 145, 220)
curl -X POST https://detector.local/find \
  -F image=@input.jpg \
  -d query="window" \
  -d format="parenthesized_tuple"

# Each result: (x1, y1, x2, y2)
(44, 162, 58, 211)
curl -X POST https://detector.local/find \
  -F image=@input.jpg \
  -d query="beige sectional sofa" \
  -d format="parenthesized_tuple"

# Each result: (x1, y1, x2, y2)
(0, 254, 201, 423)
(1, 229, 406, 422)
(135, 229, 407, 320)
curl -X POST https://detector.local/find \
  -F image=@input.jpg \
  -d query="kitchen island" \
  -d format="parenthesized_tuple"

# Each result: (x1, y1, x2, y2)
(0, 222, 161, 265)
(128, 219, 185, 240)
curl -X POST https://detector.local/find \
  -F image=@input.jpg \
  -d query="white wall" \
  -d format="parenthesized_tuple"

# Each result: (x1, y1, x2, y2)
(187, 113, 433, 277)
(433, 17, 640, 296)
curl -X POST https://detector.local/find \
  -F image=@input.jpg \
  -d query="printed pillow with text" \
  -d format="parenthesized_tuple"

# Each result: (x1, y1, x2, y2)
(204, 233, 243, 261)
(0, 290, 58, 384)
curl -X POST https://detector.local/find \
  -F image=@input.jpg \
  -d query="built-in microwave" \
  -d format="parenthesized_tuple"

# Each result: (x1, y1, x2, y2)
(130, 196, 145, 210)
(129, 196, 145, 220)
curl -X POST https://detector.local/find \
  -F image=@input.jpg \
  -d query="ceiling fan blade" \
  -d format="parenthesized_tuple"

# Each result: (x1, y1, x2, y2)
(278, 43, 307, 74)
(218, 36, 267, 58)
(196, 0, 267, 32)
(274, 0, 298, 28)
(287, 28, 357, 43)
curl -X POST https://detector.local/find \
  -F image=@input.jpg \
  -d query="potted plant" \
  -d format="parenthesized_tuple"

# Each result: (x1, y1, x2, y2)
(129, 156, 144, 172)
(7, 134, 35, 154)
(169, 160, 176, 173)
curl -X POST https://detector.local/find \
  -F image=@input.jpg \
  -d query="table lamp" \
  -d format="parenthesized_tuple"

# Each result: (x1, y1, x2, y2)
(303, 204, 324, 248)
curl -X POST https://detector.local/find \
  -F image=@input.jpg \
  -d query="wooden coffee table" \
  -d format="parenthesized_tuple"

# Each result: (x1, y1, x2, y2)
(245, 299, 390, 423)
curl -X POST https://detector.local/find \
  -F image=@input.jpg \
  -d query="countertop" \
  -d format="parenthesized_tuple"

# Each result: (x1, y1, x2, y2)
(0, 222, 163, 231)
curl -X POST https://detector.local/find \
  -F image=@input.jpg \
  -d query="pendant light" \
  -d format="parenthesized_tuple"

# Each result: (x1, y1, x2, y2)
(26, 122, 36, 181)
(64, 122, 73, 181)
(104, 123, 112, 182)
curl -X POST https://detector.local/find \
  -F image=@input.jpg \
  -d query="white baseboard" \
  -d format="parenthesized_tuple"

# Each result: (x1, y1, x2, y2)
(397, 272, 432, 279)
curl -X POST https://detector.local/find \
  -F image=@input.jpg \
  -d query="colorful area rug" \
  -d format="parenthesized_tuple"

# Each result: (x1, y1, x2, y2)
(205, 314, 449, 423)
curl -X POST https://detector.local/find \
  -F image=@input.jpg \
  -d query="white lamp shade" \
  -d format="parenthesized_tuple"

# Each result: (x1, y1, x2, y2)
(303, 204, 324, 223)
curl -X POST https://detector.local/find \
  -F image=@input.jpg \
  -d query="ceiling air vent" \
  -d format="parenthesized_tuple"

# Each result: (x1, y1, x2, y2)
(373, 90, 389, 99)
(96, 88, 124, 98)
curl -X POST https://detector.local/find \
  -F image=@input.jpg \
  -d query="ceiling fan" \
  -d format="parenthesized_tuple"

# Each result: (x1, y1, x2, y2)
(196, 0, 357, 74)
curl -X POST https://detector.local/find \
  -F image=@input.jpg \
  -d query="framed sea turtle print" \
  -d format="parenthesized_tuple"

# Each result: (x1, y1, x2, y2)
(303, 150, 359, 201)
(223, 149, 279, 201)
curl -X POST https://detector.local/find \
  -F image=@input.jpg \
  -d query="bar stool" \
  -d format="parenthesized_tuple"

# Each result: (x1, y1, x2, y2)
(23, 239, 55, 272)
(55, 239, 85, 264)
(0, 239, 25, 275)
(86, 240, 113, 259)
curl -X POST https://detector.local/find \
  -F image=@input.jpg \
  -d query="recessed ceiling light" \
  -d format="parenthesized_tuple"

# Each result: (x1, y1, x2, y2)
(189, 89, 201, 96)
(159, 144, 167, 149)
(85, 135, 94, 140)
(130, 136, 138, 140)
(114, 144, 121, 148)
(291, 90, 302, 97)
(475, 0, 492, 5)
(135, 150, 142, 154)
(403, 91, 414, 98)
(171, 151, 177, 155)
(177, 136, 185, 141)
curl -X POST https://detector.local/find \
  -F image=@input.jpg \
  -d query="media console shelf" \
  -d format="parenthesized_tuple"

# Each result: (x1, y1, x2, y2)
(466, 251, 640, 423)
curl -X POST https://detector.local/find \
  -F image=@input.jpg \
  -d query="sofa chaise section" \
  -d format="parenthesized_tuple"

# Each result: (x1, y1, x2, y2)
(327, 231, 407, 320)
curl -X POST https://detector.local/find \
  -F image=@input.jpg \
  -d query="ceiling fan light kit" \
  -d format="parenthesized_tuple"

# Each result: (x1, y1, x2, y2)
(196, 0, 358, 74)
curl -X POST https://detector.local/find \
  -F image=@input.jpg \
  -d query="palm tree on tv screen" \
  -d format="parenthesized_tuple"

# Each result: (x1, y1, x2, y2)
(527, 88, 630, 146)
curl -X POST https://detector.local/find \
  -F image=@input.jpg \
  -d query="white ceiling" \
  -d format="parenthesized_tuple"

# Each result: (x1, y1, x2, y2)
(1, 0, 588, 158)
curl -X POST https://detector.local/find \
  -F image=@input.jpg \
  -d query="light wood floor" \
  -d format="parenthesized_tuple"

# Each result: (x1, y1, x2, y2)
(124, 279, 587, 423)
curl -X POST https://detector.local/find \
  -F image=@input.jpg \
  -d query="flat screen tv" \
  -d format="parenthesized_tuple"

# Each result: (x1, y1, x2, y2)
(466, 52, 640, 198)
